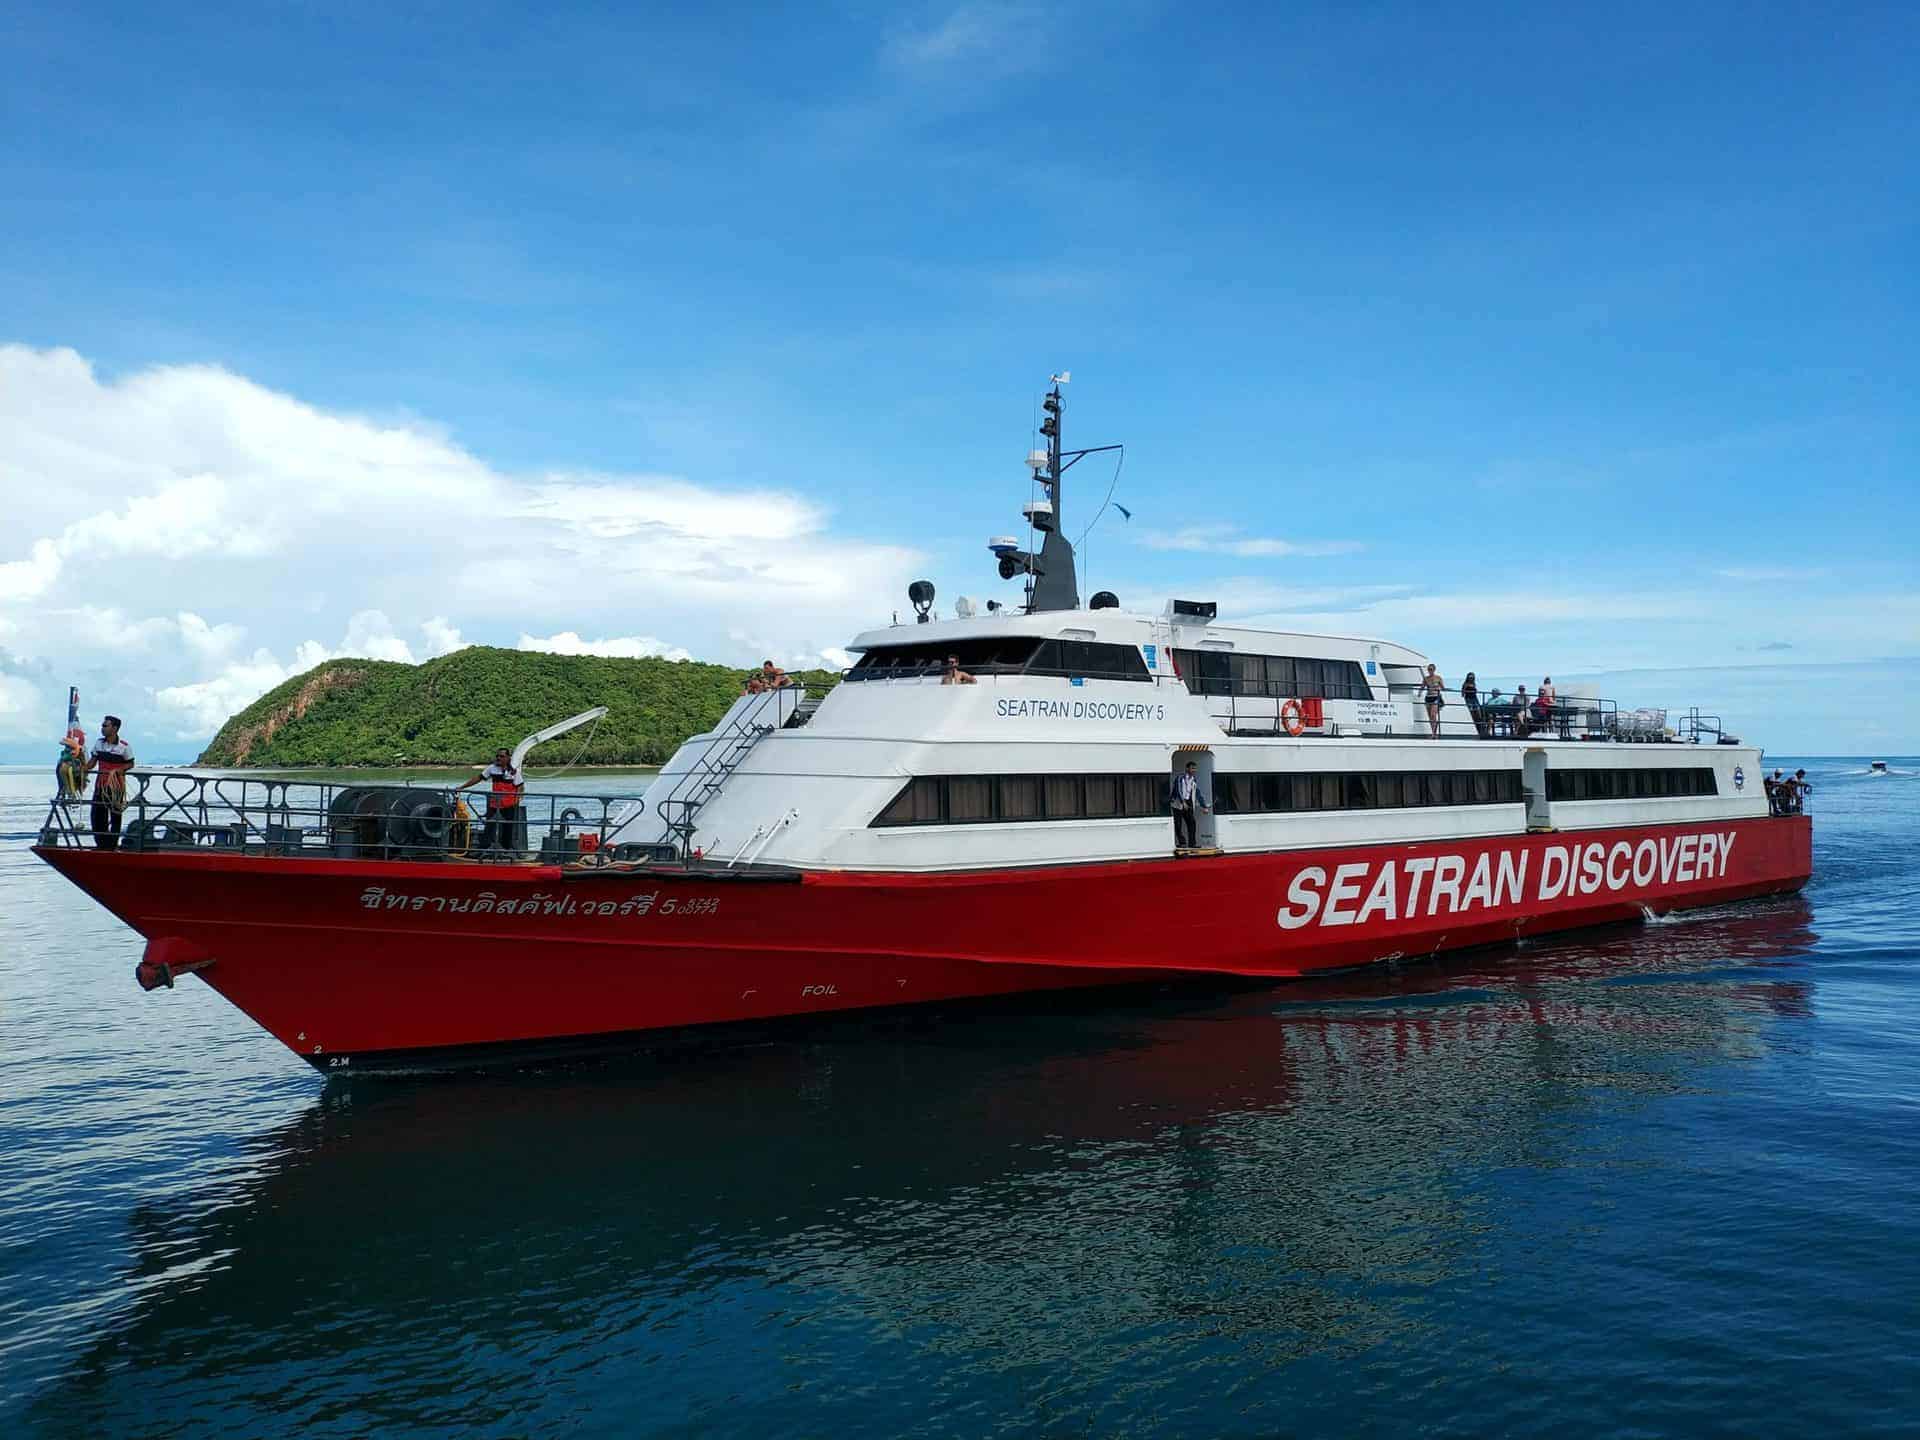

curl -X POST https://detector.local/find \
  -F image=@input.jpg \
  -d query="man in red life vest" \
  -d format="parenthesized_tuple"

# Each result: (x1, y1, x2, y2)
(83, 715, 135, 850)
(455, 747, 526, 858)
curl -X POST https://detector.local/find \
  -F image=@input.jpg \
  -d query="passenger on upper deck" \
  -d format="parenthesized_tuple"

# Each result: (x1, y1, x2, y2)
(759, 660, 792, 689)
(941, 654, 976, 686)
(1512, 685, 1531, 738)
(1421, 664, 1445, 738)
(1533, 677, 1557, 733)
(1461, 672, 1487, 738)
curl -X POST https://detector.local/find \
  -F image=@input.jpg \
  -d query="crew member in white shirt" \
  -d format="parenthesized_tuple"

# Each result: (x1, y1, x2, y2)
(456, 747, 526, 857)
(84, 715, 135, 850)
(1172, 760, 1209, 850)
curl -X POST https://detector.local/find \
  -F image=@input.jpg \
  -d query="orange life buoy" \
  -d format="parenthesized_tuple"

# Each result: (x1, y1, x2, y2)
(1280, 699, 1305, 736)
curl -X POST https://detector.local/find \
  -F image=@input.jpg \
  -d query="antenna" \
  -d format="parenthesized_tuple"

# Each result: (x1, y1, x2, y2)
(982, 372, 1121, 613)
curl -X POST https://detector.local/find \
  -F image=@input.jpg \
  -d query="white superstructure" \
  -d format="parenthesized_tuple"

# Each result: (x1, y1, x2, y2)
(620, 378, 1769, 872)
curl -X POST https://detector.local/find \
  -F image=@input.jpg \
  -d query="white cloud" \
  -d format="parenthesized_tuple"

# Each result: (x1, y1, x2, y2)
(0, 344, 922, 744)
(0, 539, 62, 602)
(882, 4, 1033, 66)
(517, 631, 693, 662)
(1138, 525, 1363, 559)
(0, 673, 40, 720)
(420, 616, 466, 657)
(154, 650, 301, 737)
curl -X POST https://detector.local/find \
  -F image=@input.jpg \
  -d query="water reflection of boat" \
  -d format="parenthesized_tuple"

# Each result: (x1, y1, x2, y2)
(24, 899, 1815, 1432)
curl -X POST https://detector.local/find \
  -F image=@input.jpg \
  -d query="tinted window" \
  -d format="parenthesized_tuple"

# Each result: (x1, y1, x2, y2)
(1044, 775, 1082, 819)
(1000, 776, 1040, 819)
(873, 767, 1532, 826)
(1122, 775, 1162, 816)
(948, 776, 993, 821)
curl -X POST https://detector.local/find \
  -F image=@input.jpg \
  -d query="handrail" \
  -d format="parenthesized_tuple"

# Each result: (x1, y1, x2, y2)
(36, 771, 651, 865)
(1196, 679, 1728, 744)
(653, 687, 801, 858)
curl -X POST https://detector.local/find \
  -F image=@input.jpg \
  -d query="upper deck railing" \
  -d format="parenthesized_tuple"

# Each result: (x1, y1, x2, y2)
(36, 772, 666, 865)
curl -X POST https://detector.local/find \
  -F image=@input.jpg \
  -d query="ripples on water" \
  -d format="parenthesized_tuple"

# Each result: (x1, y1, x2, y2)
(2, 764, 1916, 1437)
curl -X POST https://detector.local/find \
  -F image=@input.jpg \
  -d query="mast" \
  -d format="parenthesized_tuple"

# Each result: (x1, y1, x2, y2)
(989, 372, 1121, 613)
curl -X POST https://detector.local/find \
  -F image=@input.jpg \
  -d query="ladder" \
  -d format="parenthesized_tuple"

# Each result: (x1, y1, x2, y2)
(657, 694, 783, 859)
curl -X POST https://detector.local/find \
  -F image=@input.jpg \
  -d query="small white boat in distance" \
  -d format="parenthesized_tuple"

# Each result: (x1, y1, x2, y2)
(1870, 760, 1889, 774)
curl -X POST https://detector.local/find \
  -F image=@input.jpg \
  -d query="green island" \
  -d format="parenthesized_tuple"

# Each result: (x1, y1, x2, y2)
(195, 646, 841, 769)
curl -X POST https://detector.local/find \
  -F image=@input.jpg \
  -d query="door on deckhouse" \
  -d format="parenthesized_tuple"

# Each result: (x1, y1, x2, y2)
(1171, 748, 1218, 854)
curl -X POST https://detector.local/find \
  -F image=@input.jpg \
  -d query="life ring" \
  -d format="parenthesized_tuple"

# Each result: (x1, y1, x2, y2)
(1280, 699, 1305, 736)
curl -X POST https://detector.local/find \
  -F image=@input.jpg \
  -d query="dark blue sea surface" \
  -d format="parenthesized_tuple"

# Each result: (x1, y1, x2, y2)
(2, 761, 1916, 1437)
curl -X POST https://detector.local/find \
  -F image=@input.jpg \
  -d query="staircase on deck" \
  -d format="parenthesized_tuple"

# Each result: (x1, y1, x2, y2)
(657, 686, 812, 859)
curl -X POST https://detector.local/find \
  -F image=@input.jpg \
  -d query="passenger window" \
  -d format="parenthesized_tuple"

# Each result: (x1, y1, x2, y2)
(1195, 651, 1232, 695)
(1044, 775, 1082, 818)
(1084, 776, 1118, 817)
(999, 777, 1041, 819)
(1122, 775, 1162, 816)
(947, 777, 993, 821)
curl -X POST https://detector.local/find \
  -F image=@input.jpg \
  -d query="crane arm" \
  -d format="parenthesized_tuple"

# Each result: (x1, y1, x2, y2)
(511, 706, 609, 771)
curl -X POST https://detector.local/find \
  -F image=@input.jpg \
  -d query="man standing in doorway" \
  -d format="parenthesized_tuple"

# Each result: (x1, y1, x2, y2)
(1172, 760, 1209, 850)
(456, 747, 526, 857)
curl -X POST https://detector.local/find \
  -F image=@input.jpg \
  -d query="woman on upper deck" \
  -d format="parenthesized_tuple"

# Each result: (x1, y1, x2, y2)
(1461, 672, 1486, 738)
(1421, 664, 1445, 738)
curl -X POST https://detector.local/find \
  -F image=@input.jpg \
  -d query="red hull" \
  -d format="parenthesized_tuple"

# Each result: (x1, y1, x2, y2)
(36, 816, 1811, 1071)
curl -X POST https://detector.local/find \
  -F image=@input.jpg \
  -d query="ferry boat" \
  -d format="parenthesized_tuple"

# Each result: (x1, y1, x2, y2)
(34, 377, 1812, 1072)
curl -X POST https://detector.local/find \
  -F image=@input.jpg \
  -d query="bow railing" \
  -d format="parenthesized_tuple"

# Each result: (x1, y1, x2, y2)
(37, 771, 652, 865)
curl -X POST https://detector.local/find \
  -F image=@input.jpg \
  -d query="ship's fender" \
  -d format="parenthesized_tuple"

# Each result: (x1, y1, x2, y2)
(136, 936, 216, 992)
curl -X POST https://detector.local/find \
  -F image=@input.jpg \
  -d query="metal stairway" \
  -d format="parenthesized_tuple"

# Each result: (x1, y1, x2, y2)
(656, 692, 787, 859)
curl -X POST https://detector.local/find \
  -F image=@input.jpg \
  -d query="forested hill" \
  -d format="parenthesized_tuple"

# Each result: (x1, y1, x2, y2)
(193, 647, 839, 768)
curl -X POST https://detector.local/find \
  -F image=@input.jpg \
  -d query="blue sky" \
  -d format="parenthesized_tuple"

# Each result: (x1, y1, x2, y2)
(1, 1, 1914, 758)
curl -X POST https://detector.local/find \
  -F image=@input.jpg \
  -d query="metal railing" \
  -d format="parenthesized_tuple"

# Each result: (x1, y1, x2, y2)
(37, 771, 654, 865)
(1200, 681, 1739, 745)
(653, 686, 804, 858)
(1377, 686, 1705, 743)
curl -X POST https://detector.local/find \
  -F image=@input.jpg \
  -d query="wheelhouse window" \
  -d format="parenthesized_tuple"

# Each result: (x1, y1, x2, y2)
(1171, 649, 1371, 700)
(847, 636, 1150, 682)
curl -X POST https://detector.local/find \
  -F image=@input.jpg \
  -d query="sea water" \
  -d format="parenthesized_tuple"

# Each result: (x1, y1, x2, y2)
(2, 762, 1916, 1437)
